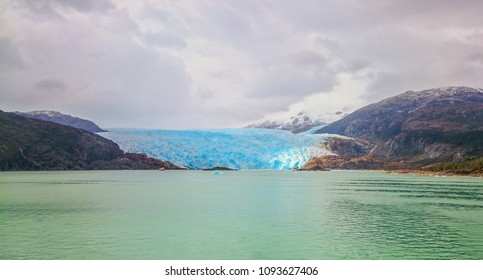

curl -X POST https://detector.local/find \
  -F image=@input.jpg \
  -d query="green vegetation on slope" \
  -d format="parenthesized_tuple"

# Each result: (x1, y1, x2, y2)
(422, 157, 483, 175)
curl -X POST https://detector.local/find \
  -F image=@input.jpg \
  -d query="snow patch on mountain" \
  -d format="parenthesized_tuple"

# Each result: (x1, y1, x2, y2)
(13, 110, 106, 133)
(246, 111, 346, 133)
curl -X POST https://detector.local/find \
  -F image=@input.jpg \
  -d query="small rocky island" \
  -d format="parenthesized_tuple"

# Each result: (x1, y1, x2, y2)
(202, 166, 237, 171)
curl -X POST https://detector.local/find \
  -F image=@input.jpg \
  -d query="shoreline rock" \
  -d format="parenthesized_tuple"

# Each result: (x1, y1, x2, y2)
(388, 169, 482, 178)
(202, 166, 237, 171)
(300, 155, 410, 171)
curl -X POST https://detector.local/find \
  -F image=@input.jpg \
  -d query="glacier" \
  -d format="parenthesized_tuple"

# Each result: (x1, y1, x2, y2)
(100, 128, 336, 170)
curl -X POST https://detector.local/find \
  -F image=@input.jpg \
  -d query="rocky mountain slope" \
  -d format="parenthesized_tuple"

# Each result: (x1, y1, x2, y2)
(246, 111, 343, 133)
(13, 110, 106, 133)
(310, 86, 483, 169)
(0, 111, 181, 170)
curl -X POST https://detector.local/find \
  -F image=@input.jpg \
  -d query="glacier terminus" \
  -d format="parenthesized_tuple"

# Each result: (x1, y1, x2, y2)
(100, 128, 336, 170)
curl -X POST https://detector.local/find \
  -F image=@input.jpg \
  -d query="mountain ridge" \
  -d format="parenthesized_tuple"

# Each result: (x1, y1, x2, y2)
(308, 86, 483, 170)
(0, 110, 181, 171)
(13, 110, 106, 133)
(245, 111, 346, 133)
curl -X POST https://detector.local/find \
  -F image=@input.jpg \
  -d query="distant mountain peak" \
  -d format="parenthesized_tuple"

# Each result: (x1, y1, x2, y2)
(13, 110, 106, 133)
(246, 111, 348, 134)
(28, 110, 60, 114)
(395, 86, 482, 99)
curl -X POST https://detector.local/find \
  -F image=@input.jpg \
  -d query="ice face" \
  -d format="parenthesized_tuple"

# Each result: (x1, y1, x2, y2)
(100, 128, 336, 170)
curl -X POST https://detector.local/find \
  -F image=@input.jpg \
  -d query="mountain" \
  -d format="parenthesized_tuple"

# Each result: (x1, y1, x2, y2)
(13, 110, 106, 133)
(246, 111, 344, 133)
(0, 111, 181, 170)
(314, 86, 483, 167)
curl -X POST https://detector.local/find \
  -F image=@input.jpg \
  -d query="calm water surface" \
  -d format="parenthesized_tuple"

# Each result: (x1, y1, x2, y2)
(1, 170, 482, 259)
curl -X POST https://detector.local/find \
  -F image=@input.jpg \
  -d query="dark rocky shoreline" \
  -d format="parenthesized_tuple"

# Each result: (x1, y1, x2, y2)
(0, 111, 182, 171)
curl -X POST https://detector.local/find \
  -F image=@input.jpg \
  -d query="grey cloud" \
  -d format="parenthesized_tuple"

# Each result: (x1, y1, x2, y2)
(290, 50, 327, 68)
(15, 0, 62, 20)
(0, 38, 24, 70)
(195, 88, 215, 100)
(197, 98, 294, 126)
(139, 3, 193, 35)
(365, 71, 428, 102)
(33, 78, 68, 91)
(466, 53, 483, 65)
(313, 36, 343, 54)
(183, 1, 285, 51)
(247, 51, 336, 101)
(2, 0, 483, 128)
(373, 0, 483, 27)
(68, 40, 193, 128)
(466, 31, 483, 43)
(344, 60, 370, 73)
(250, 64, 335, 100)
(199, 2, 253, 40)
(52, 0, 114, 12)
(142, 31, 186, 49)
(1, 3, 192, 129)
(22, 0, 114, 14)
(9, 0, 114, 23)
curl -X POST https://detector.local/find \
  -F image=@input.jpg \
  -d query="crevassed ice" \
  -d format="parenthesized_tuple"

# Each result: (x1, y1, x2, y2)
(100, 128, 336, 170)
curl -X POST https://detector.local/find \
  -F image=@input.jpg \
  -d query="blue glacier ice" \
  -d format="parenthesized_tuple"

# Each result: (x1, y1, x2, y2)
(299, 124, 327, 134)
(100, 128, 337, 170)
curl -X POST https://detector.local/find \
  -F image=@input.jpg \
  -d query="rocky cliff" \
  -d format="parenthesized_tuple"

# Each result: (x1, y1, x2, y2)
(0, 111, 181, 171)
(314, 86, 483, 166)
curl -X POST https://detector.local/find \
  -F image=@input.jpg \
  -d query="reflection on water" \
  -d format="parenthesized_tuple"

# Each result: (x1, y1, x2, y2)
(0, 170, 482, 259)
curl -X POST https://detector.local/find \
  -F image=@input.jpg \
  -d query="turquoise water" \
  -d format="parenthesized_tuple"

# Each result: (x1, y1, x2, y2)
(0, 170, 482, 259)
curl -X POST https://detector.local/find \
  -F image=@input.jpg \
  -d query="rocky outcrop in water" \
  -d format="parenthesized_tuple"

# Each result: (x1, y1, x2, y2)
(202, 166, 237, 171)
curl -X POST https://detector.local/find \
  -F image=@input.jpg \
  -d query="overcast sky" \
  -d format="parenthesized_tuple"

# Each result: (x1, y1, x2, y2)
(1, 0, 482, 129)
